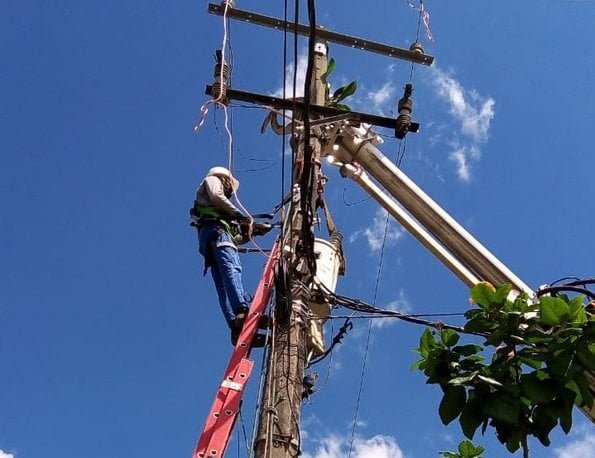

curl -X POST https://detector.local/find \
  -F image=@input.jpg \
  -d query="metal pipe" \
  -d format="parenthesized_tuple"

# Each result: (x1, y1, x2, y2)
(338, 132, 533, 295)
(339, 163, 481, 288)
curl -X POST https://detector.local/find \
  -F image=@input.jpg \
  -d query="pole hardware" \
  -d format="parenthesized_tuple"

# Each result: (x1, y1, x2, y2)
(395, 83, 420, 139)
(409, 41, 425, 54)
(212, 50, 230, 104)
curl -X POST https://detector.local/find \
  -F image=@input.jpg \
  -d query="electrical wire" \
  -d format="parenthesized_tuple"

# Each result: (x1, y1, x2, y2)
(347, 209, 390, 458)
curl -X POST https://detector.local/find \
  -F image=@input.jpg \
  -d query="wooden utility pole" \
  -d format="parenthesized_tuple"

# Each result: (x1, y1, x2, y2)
(254, 41, 328, 458)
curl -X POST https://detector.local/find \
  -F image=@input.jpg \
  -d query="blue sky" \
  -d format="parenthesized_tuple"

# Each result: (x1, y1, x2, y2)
(2, 1, 595, 457)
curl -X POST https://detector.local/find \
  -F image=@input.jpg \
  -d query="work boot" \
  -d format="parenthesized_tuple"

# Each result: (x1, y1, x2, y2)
(230, 328, 240, 346)
(232, 307, 250, 331)
(250, 333, 268, 348)
(231, 329, 268, 348)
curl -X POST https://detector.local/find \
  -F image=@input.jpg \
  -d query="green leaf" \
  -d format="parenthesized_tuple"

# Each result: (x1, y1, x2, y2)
(343, 81, 357, 99)
(464, 317, 496, 333)
(494, 284, 513, 304)
(325, 57, 336, 77)
(453, 345, 482, 357)
(568, 295, 587, 323)
(458, 440, 484, 457)
(439, 386, 466, 425)
(520, 373, 559, 404)
(441, 329, 460, 348)
(559, 388, 575, 434)
(459, 401, 483, 440)
(574, 372, 595, 408)
(419, 328, 436, 358)
(531, 403, 558, 446)
(504, 430, 522, 452)
(483, 394, 520, 425)
(470, 283, 496, 309)
(438, 453, 459, 458)
(539, 296, 570, 326)
(577, 343, 595, 370)
(485, 329, 505, 346)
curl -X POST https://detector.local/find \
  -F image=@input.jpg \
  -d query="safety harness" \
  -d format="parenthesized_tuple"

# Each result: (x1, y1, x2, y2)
(190, 202, 237, 235)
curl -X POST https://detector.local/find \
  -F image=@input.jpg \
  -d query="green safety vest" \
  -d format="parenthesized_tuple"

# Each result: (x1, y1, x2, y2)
(191, 202, 235, 234)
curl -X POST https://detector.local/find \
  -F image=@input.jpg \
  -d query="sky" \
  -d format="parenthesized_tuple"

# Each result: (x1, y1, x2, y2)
(1, 1, 595, 457)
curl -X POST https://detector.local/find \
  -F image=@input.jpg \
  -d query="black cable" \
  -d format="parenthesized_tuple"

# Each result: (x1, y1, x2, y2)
(308, 318, 353, 366)
(281, 0, 289, 231)
(342, 187, 372, 207)
(548, 276, 581, 286)
(314, 280, 487, 337)
(536, 285, 595, 301)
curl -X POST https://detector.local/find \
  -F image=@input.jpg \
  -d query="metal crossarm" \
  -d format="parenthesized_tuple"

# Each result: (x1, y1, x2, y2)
(193, 241, 279, 458)
(208, 3, 434, 66)
(205, 85, 400, 130)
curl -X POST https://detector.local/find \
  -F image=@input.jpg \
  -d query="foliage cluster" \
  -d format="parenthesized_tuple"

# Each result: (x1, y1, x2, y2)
(322, 57, 357, 111)
(413, 282, 595, 456)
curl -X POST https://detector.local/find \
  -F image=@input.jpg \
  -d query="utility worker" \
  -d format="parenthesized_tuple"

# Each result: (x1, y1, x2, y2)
(191, 166, 253, 344)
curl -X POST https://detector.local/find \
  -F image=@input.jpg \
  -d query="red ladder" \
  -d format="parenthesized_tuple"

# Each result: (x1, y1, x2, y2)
(193, 240, 278, 458)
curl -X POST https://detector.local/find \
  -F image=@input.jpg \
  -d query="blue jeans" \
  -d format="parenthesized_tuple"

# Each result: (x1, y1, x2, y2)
(198, 223, 248, 326)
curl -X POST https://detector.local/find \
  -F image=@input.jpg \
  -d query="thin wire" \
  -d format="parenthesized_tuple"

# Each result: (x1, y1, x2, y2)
(348, 210, 391, 457)
(313, 318, 335, 393)
(238, 405, 251, 457)
(342, 187, 372, 207)
(408, 0, 423, 82)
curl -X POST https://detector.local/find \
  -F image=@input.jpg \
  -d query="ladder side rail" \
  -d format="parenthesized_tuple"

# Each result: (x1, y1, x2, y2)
(193, 241, 279, 458)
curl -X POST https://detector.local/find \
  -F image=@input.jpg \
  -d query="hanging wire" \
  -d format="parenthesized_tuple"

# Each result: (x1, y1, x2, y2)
(342, 187, 372, 207)
(347, 209, 391, 457)
(408, 0, 423, 82)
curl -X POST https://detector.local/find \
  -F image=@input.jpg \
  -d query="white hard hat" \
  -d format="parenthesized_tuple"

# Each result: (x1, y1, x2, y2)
(207, 166, 240, 191)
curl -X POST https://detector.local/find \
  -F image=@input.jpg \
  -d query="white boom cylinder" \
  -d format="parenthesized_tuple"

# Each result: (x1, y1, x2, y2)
(339, 163, 481, 288)
(338, 132, 533, 295)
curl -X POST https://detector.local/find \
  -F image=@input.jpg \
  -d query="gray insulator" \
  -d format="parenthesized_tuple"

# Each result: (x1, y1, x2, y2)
(409, 42, 425, 54)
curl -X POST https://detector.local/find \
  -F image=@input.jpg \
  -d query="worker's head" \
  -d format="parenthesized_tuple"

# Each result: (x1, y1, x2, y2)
(206, 166, 240, 196)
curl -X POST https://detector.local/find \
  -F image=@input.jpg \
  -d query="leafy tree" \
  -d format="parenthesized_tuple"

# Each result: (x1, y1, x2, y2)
(413, 282, 595, 458)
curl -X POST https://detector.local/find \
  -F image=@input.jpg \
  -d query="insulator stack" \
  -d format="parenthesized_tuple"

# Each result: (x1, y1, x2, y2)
(396, 83, 414, 140)
(212, 49, 230, 103)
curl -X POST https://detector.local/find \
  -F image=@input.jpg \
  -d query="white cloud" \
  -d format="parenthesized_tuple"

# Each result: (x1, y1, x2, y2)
(272, 53, 308, 99)
(373, 289, 412, 328)
(303, 434, 406, 458)
(350, 208, 405, 252)
(366, 82, 396, 113)
(448, 143, 480, 182)
(430, 66, 495, 181)
(553, 430, 595, 458)
(0, 450, 15, 458)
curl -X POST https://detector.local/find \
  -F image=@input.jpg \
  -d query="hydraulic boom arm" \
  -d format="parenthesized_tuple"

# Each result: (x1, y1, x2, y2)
(323, 126, 595, 422)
